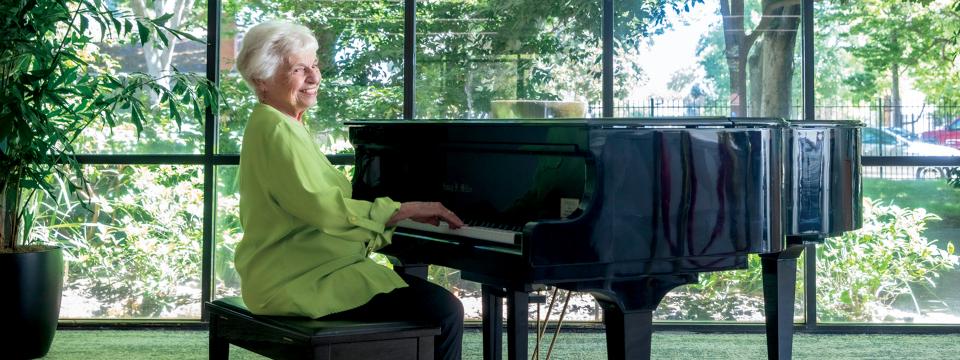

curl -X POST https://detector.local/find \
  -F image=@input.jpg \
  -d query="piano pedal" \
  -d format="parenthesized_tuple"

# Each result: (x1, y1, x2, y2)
(532, 288, 572, 360)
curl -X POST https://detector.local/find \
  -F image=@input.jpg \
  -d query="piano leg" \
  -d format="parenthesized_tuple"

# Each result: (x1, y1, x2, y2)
(481, 285, 530, 360)
(481, 285, 503, 360)
(506, 291, 529, 360)
(592, 275, 697, 360)
(760, 245, 805, 360)
(598, 304, 653, 360)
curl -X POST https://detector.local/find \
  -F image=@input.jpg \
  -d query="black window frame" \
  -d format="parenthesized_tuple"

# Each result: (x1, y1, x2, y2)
(60, 0, 960, 335)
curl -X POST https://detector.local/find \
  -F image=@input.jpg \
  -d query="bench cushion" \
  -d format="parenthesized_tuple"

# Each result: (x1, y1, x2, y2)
(209, 297, 440, 343)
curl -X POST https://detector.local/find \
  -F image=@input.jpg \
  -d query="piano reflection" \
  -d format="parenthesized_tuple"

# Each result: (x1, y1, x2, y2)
(347, 118, 861, 360)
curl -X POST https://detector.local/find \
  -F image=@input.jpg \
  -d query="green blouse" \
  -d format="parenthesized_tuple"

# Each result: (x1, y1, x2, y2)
(235, 103, 406, 318)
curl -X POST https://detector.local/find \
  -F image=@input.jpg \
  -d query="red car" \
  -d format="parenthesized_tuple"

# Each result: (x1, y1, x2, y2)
(921, 118, 960, 149)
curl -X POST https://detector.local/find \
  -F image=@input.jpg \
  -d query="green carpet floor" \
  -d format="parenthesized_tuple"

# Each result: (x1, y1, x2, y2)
(40, 329, 960, 359)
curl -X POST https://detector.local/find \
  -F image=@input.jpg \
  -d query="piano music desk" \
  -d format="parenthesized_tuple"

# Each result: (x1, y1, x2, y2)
(207, 297, 439, 360)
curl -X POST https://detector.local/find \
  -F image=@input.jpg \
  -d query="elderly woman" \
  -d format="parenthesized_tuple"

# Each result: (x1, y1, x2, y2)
(234, 21, 465, 360)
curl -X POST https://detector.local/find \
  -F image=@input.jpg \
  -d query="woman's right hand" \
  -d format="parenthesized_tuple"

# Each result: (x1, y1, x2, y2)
(387, 202, 465, 229)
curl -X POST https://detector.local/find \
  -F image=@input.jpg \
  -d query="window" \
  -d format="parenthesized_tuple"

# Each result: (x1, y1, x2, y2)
(415, 0, 599, 119)
(36, 165, 203, 319)
(47, 0, 960, 328)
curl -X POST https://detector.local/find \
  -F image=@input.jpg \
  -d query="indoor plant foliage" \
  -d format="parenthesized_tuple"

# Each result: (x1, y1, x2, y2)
(1, 0, 215, 252)
(0, 0, 215, 356)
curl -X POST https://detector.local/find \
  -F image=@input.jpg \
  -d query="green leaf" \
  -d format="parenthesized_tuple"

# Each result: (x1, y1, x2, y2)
(60, 51, 88, 66)
(156, 28, 169, 47)
(111, 16, 122, 35)
(169, 99, 182, 126)
(170, 29, 202, 43)
(130, 102, 145, 136)
(48, 92, 70, 110)
(191, 97, 202, 121)
(21, 179, 40, 190)
(136, 20, 150, 45)
(153, 13, 174, 26)
(171, 79, 186, 94)
(21, 205, 35, 241)
(102, 109, 115, 127)
(79, 14, 89, 33)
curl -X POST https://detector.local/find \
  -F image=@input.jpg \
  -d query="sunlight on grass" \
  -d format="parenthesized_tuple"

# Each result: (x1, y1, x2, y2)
(864, 178, 960, 229)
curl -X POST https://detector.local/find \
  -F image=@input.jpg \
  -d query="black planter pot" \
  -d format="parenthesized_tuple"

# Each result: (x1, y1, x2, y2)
(0, 246, 64, 359)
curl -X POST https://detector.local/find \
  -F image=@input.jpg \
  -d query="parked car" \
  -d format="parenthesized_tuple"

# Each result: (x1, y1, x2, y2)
(884, 126, 920, 141)
(862, 127, 960, 179)
(920, 117, 960, 149)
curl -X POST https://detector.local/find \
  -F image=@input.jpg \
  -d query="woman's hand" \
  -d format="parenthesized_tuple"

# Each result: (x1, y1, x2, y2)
(387, 202, 465, 229)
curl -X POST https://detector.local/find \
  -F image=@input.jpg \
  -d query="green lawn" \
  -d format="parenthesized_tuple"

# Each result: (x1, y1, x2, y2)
(41, 329, 960, 359)
(864, 178, 960, 230)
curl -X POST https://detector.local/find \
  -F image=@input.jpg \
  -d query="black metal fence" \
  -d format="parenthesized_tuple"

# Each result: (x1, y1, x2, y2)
(589, 98, 960, 180)
(589, 98, 960, 135)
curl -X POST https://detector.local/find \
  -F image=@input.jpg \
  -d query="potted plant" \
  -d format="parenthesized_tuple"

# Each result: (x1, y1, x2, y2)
(0, 1, 216, 357)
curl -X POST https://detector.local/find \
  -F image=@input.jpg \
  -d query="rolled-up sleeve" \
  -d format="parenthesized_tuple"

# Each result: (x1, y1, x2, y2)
(258, 120, 400, 247)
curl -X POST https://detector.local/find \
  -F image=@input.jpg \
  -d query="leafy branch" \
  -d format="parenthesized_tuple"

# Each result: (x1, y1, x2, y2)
(0, 0, 217, 251)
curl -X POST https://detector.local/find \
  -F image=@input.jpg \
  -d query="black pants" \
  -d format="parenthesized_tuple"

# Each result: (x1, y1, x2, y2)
(326, 273, 464, 360)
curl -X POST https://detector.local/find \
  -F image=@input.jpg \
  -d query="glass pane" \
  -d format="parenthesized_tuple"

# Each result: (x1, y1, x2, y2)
(656, 254, 806, 323)
(29, 165, 203, 319)
(215, 165, 242, 299)
(428, 266, 477, 320)
(613, 1, 802, 119)
(415, 0, 599, 119)
(818, 167, 960, 323)
(816, 1, 960, 324)
(816, 1, 960, 151)
(77, 0, 208, 154)
(218, 0, 404, 154)
(607, 1, 805, 323)
(740, 3, 802, 119)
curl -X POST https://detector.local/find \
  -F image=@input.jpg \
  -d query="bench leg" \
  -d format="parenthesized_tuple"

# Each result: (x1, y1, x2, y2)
(210, 316, 230, 360)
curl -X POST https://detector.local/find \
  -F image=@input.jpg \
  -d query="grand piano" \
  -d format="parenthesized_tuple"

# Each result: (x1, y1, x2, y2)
(347, 117, 861, 360)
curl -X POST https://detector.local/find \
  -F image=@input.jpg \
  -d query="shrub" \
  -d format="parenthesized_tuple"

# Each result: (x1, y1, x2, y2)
(30, 165, 204, 317)
(817, 198, 959, 322)
(659, 198, 959, 323)
(657, 254, 771, 322)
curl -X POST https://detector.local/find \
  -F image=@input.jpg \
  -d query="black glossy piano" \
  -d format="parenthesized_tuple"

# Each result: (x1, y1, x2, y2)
(347, 118, 861, 360)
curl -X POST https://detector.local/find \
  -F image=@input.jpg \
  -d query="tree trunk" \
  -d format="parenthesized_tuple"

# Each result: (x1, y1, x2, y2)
(719, 0, 746, 117)
(130, 0, 195, 103)
(748, 40, 764, 116)
(1, 174, 22, 250)
(315, 29, 337, 75)
(891, 62, 902, 127)
(758, 3, 801, 119)
(720, 0, 802, 118)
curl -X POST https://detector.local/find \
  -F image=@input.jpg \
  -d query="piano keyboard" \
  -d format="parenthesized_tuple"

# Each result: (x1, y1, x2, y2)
(395, 219, 521, 246)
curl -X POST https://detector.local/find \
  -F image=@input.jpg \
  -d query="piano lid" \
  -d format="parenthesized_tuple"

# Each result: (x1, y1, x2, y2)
(346, 117, 787, 129)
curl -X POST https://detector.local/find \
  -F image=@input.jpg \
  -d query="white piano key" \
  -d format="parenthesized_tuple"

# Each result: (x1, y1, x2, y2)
(395, 219, 519, 245)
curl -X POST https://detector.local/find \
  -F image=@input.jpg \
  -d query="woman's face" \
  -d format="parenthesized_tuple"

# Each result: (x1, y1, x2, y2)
(256, 51, 320, 120)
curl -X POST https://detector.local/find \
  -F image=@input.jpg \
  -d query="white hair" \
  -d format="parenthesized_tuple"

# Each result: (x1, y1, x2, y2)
(236, 21, 319, 90)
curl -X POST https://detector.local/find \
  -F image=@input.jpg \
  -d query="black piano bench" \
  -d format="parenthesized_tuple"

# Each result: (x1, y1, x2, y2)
(207, 297, 440, 360)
